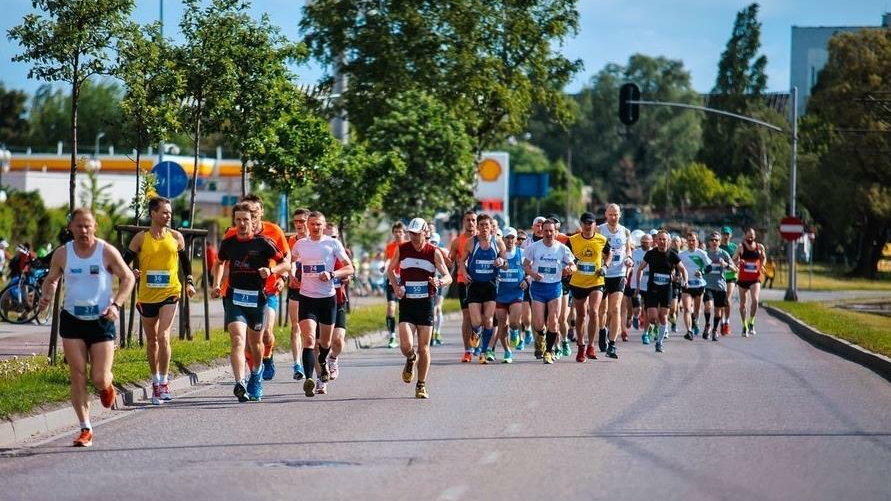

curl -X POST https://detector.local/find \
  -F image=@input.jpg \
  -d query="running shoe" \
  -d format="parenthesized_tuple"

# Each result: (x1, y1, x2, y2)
(510, 331, 520, 347)
(99, 386, 116, 409)
(416, 382, 429, 399)
(516, 339, 525, 351)
(261, 355, 276, 380)
(670, 322, 678, 334)
(692, 323, 700, 336)
(553, 349, 562, 361)
(315, 379, 327, 395)
(470, 332, 481, 348)
(461, 352, 473, 363)
(524, 331, 534, 346)
(402, 353, 417, 383)
(703, 324, 710, 339)
(292, 363, 305, 380)
(159, 382, 172, 401)
(621, 331, 629, 342)
(387, 336, 398, 349)
(741, 324, 749, 337)
(560, 340, 571, 358)
(303, 378, 316, 397)
(632, 315, 639, 330)
(684, 331, 694, 341)
(543, 352, 554, 364)
(473, 347, 482, 358)
(748, 326, 757, 336)
(328, 357, 339, 381)
(479, 353, 488, 364)
(721, 323, 730, 336)
(485, 349, 496, 362)
(606, 344, 618, 359)
(234, 381, 249, 402)
(151, 383, 162, 406)
(655, 343, 664, 353)
(711, 332, 718, 342)
(434, 332, 443, 345)
(246, 371, 261, 400)
(567, 329, 577, 343)
(641, 333, 651, 345)
(576, 344, 586, 363)
(585, 344, 597, 360)
(318, 357, 330, 382)
(503, 351, 513, 364)
(73, 428, 93, 447)
(598, 329, 608, 352)
(534, 348, 543, 359)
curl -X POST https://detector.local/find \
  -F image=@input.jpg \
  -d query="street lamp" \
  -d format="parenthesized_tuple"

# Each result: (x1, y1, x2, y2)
(0, 147, 11, 201)
(94, 131, 106, 158)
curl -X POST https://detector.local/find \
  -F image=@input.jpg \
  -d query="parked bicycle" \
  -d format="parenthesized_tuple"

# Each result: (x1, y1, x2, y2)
(0, 261, 51, 324)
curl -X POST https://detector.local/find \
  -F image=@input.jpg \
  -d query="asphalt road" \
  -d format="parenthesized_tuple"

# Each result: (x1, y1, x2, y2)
(2, 305, 891, 500)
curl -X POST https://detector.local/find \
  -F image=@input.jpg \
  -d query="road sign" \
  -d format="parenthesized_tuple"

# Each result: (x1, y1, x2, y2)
(151, 161, 189, 198)
(779, 216, 805, 241)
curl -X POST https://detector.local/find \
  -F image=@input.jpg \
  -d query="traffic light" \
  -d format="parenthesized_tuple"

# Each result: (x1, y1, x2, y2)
(179, 210, 190, 229)
(618, 83, 641, 126)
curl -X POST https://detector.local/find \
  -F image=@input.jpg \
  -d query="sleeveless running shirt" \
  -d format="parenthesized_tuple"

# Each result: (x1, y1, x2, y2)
(137, 229, 182, 303)
(64, 240, 112, 320)
(737, 244, 762, 282)
(568, 232, 608, 288)
(599, 223, 629, 278)
(455, 232, 472, 284)
(496, 246, 525, 303)
(467, 236, 498, 283)
(398, 241, 437, 298)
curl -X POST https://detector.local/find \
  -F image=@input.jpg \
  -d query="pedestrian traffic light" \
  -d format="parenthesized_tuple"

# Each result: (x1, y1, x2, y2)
(180, 210, 190, 229)
(618, 83, 641, 126)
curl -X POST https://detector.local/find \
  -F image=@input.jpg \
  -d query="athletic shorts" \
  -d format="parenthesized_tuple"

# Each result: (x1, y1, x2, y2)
(136, 295, 178, 318)
(399, 297, 434, 326)
(523, 287, 531, 303)
(726, 278, 738, 285)
(705, 289, 728, 308)
(569, 284, 604, 300)
(287, 288, 300, 302)
(561, 277, 571, 296)
(60, 309, 116, 346)
(298, 294, 337, 325)
(604, 276, 626, 294)
(266, 293, 280, 311)
(672, 282, 682, 299)
(386, 283, 398, 303)
(529, 281, 562, 303)
(682, 286, 705, 298)
(737, 280, 759, 290)
(334, 304, 347, 330)
(458, 282, 470, 309)
(466, 281, 497, 304)
(223, 296, 267, 332)
(644, 285, 673, 309)
(496, 298, 523, 310)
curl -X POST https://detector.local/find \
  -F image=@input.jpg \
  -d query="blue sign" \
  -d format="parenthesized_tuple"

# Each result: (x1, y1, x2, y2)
(510, 173, 550, 198)
(151, 161, 189, 198)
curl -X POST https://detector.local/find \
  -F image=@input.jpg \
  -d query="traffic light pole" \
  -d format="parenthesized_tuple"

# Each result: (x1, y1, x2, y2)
(784, 87, 799, 301)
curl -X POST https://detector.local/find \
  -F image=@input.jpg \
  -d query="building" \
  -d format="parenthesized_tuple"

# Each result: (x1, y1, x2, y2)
(790, 13, 891, 115)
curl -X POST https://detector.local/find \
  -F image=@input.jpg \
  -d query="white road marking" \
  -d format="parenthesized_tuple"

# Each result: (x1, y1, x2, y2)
(439, 485, 468, 500)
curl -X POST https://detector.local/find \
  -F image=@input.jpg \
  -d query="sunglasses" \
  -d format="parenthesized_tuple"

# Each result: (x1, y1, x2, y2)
(517, 238, 526, 242)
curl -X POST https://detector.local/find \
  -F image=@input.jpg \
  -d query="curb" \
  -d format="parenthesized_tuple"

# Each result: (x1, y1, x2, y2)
(763, 303, 891, 383)
(1, 314, 461, 448)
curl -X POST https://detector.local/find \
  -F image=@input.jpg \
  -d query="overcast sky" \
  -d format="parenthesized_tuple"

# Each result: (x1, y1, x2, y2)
(2, 0, 889, 96)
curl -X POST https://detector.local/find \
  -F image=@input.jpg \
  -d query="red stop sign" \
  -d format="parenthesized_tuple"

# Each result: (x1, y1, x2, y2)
(779, 216, 805, 242)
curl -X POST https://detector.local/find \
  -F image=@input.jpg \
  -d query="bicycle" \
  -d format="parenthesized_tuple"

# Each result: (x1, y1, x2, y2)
(0, 264, 51, 324)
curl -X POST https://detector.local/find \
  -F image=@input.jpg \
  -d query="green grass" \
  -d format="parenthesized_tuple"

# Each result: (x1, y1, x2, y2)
(771, 263, 891, 291)
(767, 299, 891, 358)
(0, 298, 461, 420)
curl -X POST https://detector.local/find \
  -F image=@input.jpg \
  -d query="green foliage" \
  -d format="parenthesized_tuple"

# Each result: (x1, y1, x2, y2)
(300, 0, 582, 152)
(502, 142, 584, 225)
(365, 90, 475, 219)
(78, 168, 129, 240)
(0, 84, 29, 146)
(0, 190, 68, 248)
(649, 162, 754, 209)
(801, 29, 891, 278)
(768, 301, 891, 358)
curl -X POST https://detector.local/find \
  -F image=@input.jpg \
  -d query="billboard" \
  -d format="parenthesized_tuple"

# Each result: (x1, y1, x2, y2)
(475, 152, 510, 226)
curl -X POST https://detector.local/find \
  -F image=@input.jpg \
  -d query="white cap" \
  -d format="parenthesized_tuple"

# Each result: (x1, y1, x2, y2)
(430, 232, 441, 244)
(406, 217, 427, 234)
(532, 216, 546, 225)
(649, 229, 658, 235)
(503, 226, 518, 238)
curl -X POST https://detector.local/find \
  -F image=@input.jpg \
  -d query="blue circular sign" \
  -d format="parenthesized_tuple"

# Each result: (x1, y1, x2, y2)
(151, 161, 189, 198)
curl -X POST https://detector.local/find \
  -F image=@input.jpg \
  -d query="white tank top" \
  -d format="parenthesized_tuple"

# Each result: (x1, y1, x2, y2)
(599, 223, 628, 278)
(63, 240, 112, 320)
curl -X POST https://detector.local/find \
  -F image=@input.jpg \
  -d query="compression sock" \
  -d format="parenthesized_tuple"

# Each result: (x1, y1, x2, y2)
(545, 331, 558, 353)
(318, 346, 330, 366)
(481, 328, 493, 351)
(386, 316, 396, 335)
(302, 348, 315, 379)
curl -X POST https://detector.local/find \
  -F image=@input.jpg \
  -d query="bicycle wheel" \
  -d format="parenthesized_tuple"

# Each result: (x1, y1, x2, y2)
(0, 283, 41, 324)
(33, 292, 52, 325)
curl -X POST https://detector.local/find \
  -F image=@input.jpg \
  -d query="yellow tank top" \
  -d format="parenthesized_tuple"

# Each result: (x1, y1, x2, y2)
(137, 229, 182, 303)
(568, 232, 608, 288)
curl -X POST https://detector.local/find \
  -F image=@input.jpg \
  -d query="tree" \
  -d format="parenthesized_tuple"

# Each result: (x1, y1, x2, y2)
(700, 2, 769, 179)
(364, 90, 475, 219)
(502, 141, 584, 226)
(801, 29, 891, 278)
(649, 162, 753, 209)
(8, 0, 135, 215)
(0, 84, 29, 147)
(300, 0, 582, 153)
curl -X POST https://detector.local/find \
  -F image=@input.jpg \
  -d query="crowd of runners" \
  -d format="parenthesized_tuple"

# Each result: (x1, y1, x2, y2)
(39, 197, 768, 447)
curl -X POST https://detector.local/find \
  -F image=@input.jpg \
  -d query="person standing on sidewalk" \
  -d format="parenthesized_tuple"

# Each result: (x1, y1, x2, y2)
(125, 197, 195, 405)
(38, 208, 135, 447)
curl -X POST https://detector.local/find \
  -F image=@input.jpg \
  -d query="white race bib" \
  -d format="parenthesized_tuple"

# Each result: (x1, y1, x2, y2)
(404, 280, 429, 299)
(146, 270, 171, 288)
(653, 273, 671, 286)
(73, 301, 100, 320)
(232, 288, 260, 308)
(302, 263, 325, 278)
(577, 262, 597, 275)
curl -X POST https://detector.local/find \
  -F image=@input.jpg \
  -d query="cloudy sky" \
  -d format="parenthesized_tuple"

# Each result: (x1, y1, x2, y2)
(2, 0, 889, 96)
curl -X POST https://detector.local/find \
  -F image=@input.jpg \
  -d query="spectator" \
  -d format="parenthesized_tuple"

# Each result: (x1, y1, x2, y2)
(204, 240, 218, 287)
(762, 256, 776, 289)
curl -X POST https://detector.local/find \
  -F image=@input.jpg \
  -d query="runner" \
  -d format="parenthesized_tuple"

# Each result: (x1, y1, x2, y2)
(494, 227, 526, 364)
(384, 222, 407, 348)
(516, 229, 533, 350)
(291, 211, 354, 397)
(678, 231, 710, 341)
(550, 216, 574, 359)
(599, 204, 634, 359)
(668, 235, 685, 335)
(734, 227, 766, 337)
(719, 226, 738, 335)
(38, 208, 135, 446)
(429, 232, 450, 346)
(567, 212, 610, 362)
(211, 203, 289, 402)
(286, 208, 309, 379)
(459, 213, 506, 363)
(628, 233, 653, 343)
(387, 218, 452, 398)
(448, 210, 478, 363)
(320, 222, 351, 393)
(635, 230, 687, 353)
(125, 197, 195, 405)
(703, 232, 737, 341)
(523, 219, 576, 364)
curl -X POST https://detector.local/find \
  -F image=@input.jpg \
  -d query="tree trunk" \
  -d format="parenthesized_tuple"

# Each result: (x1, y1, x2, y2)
(849, 218, 886, 279)
(240, 154, 248, 197)
(188, 101, 202, 229)
(134, 132, 142, 224)
(69, 71, 80, 217)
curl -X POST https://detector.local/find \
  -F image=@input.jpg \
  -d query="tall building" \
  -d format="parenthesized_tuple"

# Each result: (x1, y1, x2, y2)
(790, 13, 891, 115)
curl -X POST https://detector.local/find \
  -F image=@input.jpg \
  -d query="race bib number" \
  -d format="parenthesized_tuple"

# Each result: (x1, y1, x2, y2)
(743, 262, 758, 273)
(653, 273, 671, 286)
(710, 266, 723, 274)
(499, 269, 520, 283)
(73, 301, 100, 320)
(332, 276, 342, 288)
(612, 254, 622, 263)
(577, 262, 597, 275)
(474, 260, 494, 275)
(537, 265, 557, 275)
(146, 270, 171, 288)
(302, 263, 325, 278)
(232, 288, 259, 308)
(404, 280, 429, 299)
(688, 277, 705, 288)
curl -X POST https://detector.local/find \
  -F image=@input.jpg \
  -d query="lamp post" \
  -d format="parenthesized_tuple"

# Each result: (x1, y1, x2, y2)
(0, 148, 10, 202)
(94, 131, 106, 158)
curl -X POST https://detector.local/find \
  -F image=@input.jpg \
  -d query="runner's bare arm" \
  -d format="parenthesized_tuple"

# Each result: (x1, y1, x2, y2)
(433, 247, 452, 288)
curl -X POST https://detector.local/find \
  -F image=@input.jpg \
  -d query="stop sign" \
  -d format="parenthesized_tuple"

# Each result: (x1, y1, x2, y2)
(779, 216, 805, 242)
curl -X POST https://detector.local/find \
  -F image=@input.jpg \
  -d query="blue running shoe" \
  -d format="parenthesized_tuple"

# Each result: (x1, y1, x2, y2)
(642, 333, 651, 345)
(292, 363, 305, 380)
(524, 331, 534, 346)
(246, 371, 261, 401)
(261, 355, 276, 381)
(510, 331, 520, 348)
(692, 323, 700, 336)
(473, 346, 482, 357)
(516, 339, 525, 351)
(503, 351, 513, 363)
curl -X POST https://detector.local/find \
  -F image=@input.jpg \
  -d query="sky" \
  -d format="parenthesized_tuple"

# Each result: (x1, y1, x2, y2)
(2, 0, 890, 97)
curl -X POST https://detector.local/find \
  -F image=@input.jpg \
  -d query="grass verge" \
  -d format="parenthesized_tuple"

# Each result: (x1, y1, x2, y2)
(0, 298, 460, 420)
(767, 300, 891, 358)
(770, 263, 891, 291)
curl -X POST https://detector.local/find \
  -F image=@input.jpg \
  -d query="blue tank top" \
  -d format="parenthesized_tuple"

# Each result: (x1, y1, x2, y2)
(467, 236, 498, 282)
(496, 247, 525, 303)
